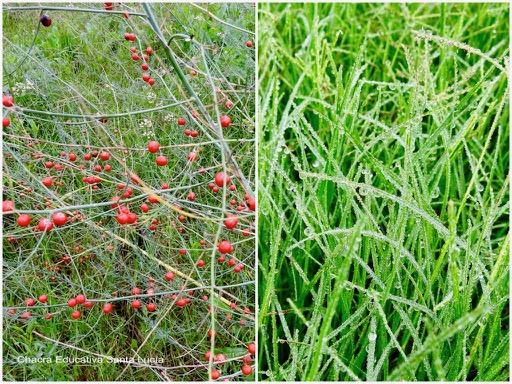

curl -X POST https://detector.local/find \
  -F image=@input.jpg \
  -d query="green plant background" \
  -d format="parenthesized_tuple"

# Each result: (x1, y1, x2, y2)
(3, 2, 255, 381)
(258, 3, 509, 381)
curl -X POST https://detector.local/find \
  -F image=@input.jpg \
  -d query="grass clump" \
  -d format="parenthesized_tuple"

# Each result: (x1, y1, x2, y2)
(3, 2, 255, 381)
(258, 3, 509, 381)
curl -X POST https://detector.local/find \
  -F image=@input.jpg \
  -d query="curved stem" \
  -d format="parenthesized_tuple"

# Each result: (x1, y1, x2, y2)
(15, 99, 193, 119)
(141, 3, 254, 197)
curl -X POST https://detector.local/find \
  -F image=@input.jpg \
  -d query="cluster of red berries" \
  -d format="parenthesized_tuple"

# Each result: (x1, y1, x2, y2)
(205, 343, 255, 379)
(124, 34, 155, 85)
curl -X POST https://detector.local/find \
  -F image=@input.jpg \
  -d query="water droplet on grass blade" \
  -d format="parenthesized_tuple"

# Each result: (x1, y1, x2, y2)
(368, 333, 377, 341)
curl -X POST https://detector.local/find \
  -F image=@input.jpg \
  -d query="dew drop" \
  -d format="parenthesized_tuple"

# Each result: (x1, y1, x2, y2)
(368, 333, 377, 341)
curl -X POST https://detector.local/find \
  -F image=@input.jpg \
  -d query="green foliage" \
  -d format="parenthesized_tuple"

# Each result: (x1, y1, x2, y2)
(258, 3, 509, 381)
(3, 2, 255, 381)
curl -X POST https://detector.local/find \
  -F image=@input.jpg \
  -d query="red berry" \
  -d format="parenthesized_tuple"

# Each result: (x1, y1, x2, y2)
(187, 192, 196, 201)
(148, 195, 159, 204)
(146, 303, 156, 312)
(25, 298, 36, 307)
(176, 299, 187, 307)
(131, 299, 141, 309)
(127, 212, 137, 224)
(110, 196, 121, 209)
(100, 151, 110, 161)
(84, 301, 93, 308)
(224, 216, 238, 229)
(68, 153, 77, 162)
(156, 155, 167, 166)
(131, 53, 139, 61)
(76, 294, 86, 304)
(208, 329, 217, 338)
(187, 152, 198, 161)
(165, 271, 175, 281)
(84, 153, 92, 161)
(39, 14, 52, 26)
(45, 313, 53, 320)
(177, 118, 186, 126)
(147, 141, 159, 153)
(148, 78, 155, 86)
(42, 177, 53, 187)
(17, 214, 31, 227)
(72, 310, 81, 319)
(116, 213, 129, 225)
(2, 200, 14, 213)
(197, 259, 205, 267)
(242, 354, 251, 364)
(68, 298, 77, 307)
(246, 40, 253, 48)
(146, 47, 153, 55)
(214, 172, 231, 187)
(104, 164, 112, 172)
(211, 370, 221, 380)
(21, 311, 32, 320)
(205, 350, 213, 361)
(128, 33, 136, 41)
(225, 100, 233, 108)
(220, 115, 232, 128)
(217, 240, 233, 254)
(140, 203, 150, 213)
(190, 130, 198, 137)
(104, 3, 113, 11)
(52, 212, 67, 226)
(38, 218, 54, 232)
(241, 365, 253, 376)
(247, 197, 256, 211)
(38, 294, 48, 303)
(3, 95, 14, 107)
(142, 73, 150, 82)
(3, 117, 10, 127)
(129, 46, 137, 53)
(248, 343, 256, 354)
(131, 287, 141, 295)
(103, 303, 113, 314)
(215, 353, 227, 364)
